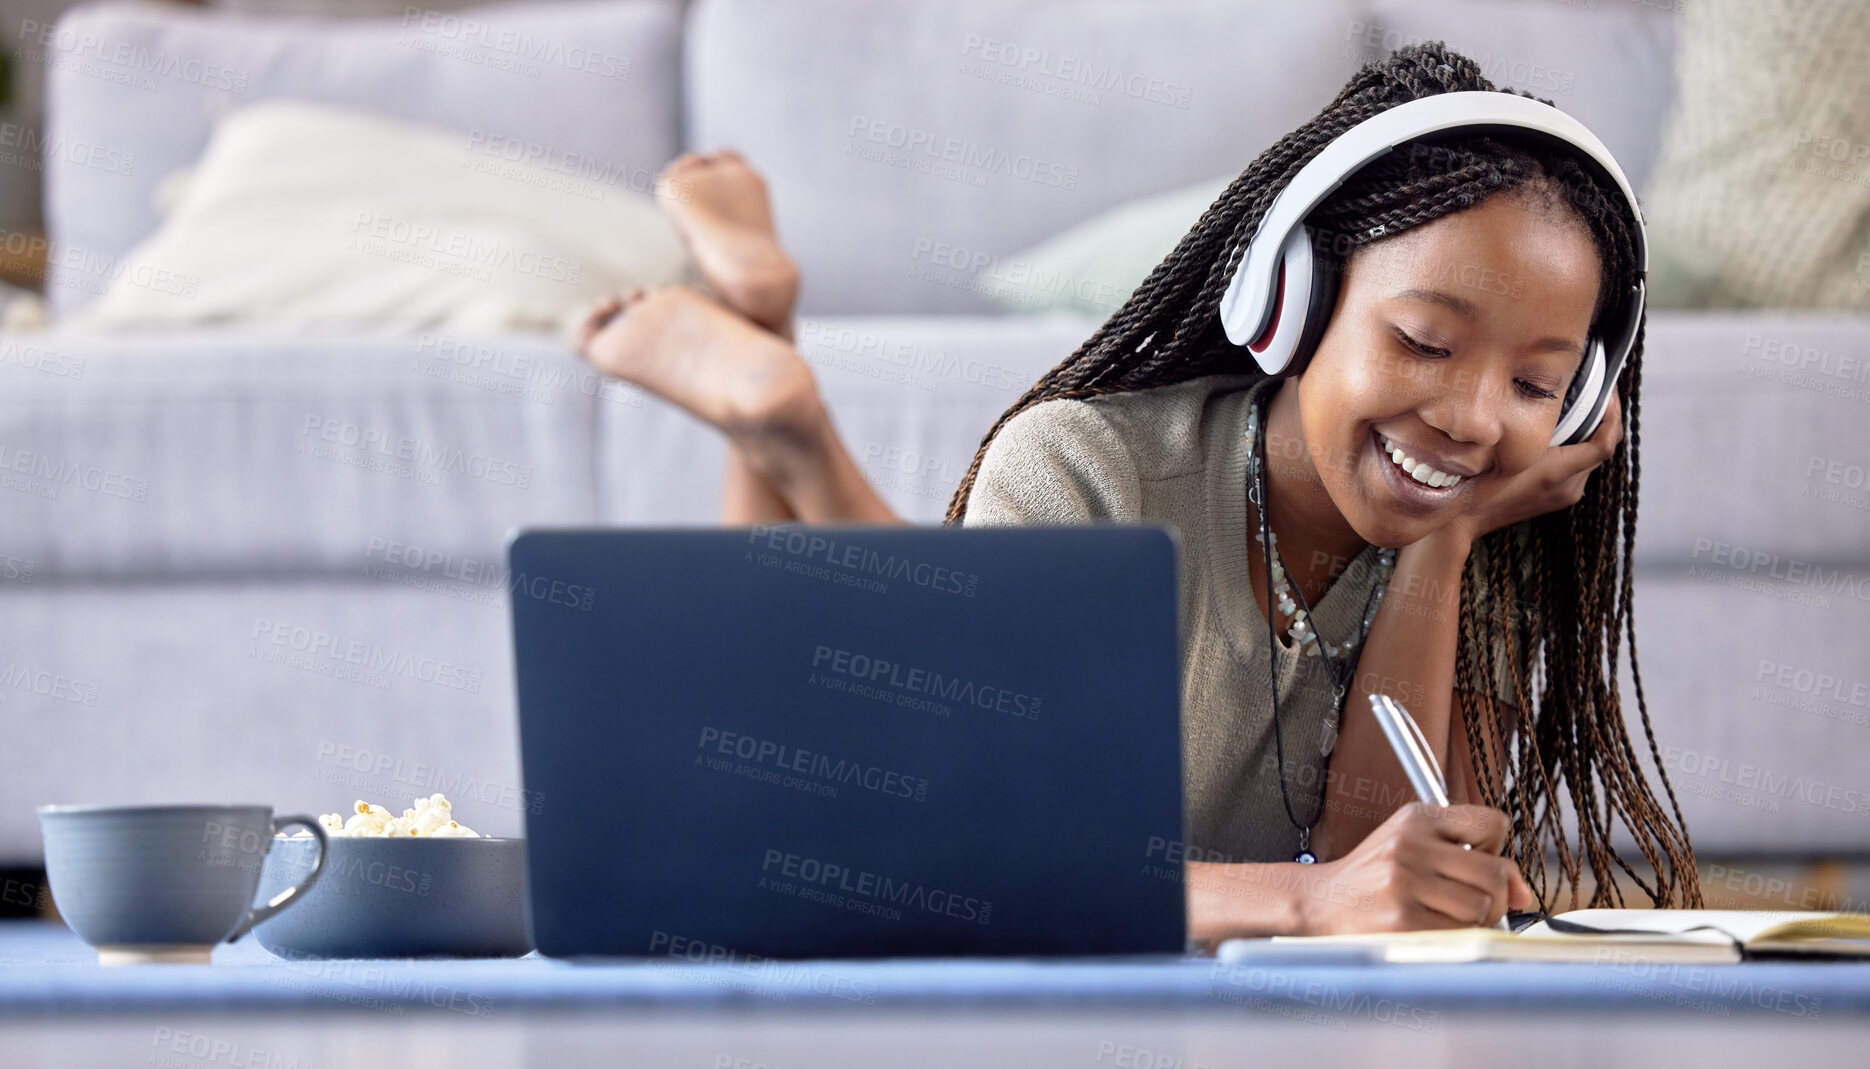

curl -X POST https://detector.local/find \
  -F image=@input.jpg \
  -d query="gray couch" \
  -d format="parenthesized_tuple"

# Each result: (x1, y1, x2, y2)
(1, 0, 1865, 864)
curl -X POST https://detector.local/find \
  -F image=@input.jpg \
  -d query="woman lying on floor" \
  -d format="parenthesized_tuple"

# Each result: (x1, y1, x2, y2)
(572, 42, 1700, 950)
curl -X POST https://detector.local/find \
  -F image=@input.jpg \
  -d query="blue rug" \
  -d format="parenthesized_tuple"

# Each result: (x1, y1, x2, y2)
(4, 921, 1867, 1017)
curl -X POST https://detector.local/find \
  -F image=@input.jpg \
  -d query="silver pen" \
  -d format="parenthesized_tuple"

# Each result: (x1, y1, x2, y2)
(1367, 693, 1511, 931)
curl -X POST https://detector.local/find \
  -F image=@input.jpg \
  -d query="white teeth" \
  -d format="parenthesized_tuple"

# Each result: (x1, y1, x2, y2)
(1380, 433, 1462, 489)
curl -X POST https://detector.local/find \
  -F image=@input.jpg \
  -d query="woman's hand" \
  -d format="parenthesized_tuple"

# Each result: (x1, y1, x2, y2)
(1446, 384, 1623, 547)
(1297, 802, 1535, 935)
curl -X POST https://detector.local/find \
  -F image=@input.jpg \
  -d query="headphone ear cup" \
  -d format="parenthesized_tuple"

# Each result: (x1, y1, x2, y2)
(1285, 229, 1341, 378)
(1244, 227, 1319, 376)
(1550, 334, 1609, 447)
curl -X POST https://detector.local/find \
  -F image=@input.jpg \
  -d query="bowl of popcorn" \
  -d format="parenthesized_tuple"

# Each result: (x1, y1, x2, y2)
(250, 794, 530, 959)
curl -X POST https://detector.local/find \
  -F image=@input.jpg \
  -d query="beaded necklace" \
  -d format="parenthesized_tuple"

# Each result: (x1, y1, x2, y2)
(1242, 387, 1397, 863)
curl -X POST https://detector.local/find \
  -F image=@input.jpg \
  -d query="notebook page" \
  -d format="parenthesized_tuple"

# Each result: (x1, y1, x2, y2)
(1549, 909, 1870, 943)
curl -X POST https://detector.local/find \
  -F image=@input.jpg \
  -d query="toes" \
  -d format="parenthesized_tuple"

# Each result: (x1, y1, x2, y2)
(571, 293, 629, 350)
(591, 295, 624, 324)
(714, 150, 762, 182)
(655, 173, 694, 207)
(571, 311, 605, 351)
(585, 295, 621, 327)
(656, 155, 708, 199)
(662, 151, 710, 177)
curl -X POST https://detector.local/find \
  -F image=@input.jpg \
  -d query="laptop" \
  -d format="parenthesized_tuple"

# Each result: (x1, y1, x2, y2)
(507, 524, 1186, 959)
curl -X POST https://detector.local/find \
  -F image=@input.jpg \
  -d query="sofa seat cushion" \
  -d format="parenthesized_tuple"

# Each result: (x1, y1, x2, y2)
(0, 327, 613, 578)
(0, 315, 1098, 578)
(1631, 311, 1870, 569)
(596, 312, 1105, 526)
(2, 311, 1864, 577)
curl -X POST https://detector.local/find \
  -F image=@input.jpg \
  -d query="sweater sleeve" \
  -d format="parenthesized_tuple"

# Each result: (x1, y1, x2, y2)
(960, 398, 1144, 526)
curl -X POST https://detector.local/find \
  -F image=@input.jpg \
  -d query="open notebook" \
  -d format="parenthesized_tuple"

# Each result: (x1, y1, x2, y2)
(1220, 911, 1870, 965)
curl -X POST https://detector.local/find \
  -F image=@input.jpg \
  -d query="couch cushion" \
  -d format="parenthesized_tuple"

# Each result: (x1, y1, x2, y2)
(980, 176, 1233, 318)
(774, 309, 1870, 564)
(0, 569, 1859, 863)
(38, 0, 682, 316)
(0, 315, 1092, 576)
(1366, 0, 1680, 195)
(685, 0, 1366, 315)
(594, 312, 1103, 526)
(1632, 311, 1870, 569)
(0, 579, 529, 863)
(0, 327, 615, 578)
(5, 311, 1865, 576)
(1608, 573, 1870, 857)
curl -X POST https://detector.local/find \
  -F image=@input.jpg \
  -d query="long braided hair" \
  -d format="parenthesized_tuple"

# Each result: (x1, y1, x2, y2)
(944, 42, 1700, 910)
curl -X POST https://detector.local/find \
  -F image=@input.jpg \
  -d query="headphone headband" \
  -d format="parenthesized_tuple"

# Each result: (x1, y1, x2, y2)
(1217, 91, 1647, 447)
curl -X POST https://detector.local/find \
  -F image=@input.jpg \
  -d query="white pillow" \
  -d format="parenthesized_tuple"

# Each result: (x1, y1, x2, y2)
(979, 176, 1231, 318)
(66, 101, 695, 332)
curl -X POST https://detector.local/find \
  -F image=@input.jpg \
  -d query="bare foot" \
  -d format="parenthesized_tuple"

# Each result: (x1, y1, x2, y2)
(572, 286, 903, 526)
(572, 286, 815, 439)
(657, 150, 800, 337)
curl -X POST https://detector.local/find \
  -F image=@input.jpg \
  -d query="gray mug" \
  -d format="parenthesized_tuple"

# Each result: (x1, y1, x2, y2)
(37, 804, 328, 965)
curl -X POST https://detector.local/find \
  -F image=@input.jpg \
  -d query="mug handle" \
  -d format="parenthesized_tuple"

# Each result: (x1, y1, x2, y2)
(228, 815, 329, 943)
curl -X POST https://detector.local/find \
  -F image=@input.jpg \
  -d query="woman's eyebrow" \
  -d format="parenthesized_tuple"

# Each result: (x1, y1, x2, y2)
(1392, 287, 1481, 318)
(1389, 288, 1584, 357)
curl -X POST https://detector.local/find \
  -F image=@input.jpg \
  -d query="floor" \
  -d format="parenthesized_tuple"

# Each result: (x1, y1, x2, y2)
(5, 1007, 1869, 1068)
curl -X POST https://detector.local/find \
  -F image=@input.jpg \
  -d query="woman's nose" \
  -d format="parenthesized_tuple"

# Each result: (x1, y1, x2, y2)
(1421, 368, 1508, 449)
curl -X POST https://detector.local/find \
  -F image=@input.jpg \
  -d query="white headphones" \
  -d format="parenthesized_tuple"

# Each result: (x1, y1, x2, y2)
(1217, 91, 1647, 448)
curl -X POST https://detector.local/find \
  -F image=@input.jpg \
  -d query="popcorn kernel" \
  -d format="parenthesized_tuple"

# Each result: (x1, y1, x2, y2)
(305, 793, 480, 838)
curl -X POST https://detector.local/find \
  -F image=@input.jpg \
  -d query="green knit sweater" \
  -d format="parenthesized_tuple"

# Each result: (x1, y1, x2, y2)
(961, 372, 1524, 862)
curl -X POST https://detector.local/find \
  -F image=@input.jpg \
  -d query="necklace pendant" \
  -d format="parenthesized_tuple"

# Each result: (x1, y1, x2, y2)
(1294, 829, 1317, 865)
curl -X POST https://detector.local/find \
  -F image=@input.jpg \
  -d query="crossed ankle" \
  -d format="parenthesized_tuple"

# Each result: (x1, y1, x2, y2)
(720, 359, 823, 447)
(721, 257, 799, 333)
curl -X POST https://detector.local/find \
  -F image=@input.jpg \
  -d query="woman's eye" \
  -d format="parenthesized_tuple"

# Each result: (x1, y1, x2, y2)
(1393, 328, 1449, 357)
(1392, 326, 1559, 400)
(1516, 380, 1560, 401)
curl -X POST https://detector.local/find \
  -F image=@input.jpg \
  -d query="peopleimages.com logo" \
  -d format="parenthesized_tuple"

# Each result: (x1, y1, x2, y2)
(746, 525, 980, 597)
(810, 644, 1041, 719)
(845, 116, 1078, 190)
(759, 848, 993, 925)
(695, 726, 931, 802)
(17, 18, 250, 93)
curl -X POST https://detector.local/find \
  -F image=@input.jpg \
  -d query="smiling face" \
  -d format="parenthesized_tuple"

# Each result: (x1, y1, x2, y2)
(1291, 188, 1603, 549)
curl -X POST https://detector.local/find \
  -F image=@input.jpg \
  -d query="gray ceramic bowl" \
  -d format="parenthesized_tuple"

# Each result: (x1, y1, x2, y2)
(253, 836, 531, 959)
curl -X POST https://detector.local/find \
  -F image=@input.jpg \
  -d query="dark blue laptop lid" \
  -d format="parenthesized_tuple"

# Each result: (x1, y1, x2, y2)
(509, 524, 1185, 958)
